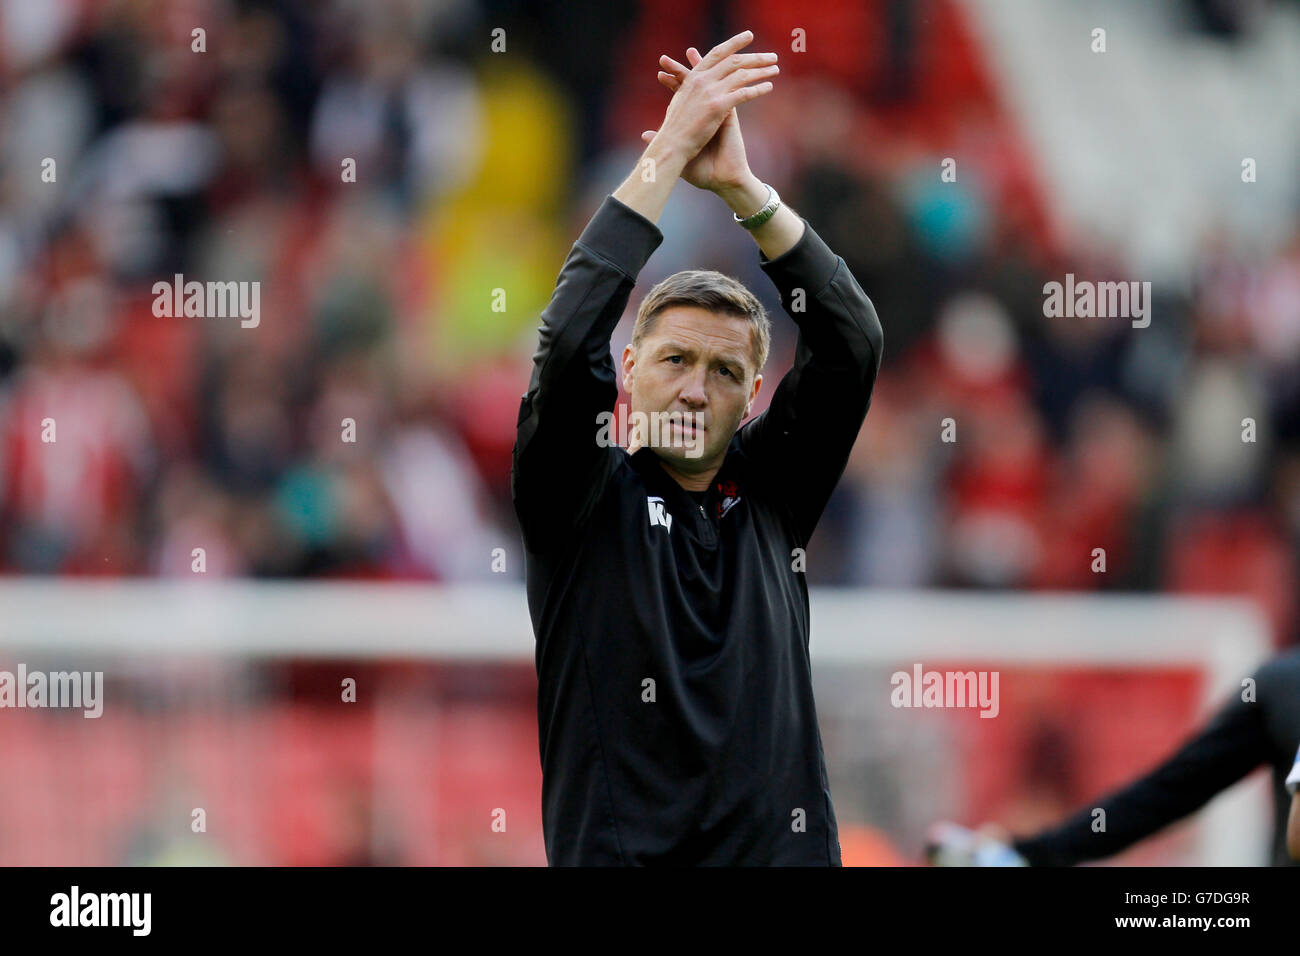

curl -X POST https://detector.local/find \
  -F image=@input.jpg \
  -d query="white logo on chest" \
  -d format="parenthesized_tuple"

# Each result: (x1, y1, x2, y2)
(646, 496, 673, 533)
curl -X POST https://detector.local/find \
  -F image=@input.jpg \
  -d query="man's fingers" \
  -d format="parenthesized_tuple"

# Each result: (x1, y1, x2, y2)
(726, 81, 773, 108)
(655, 34, 772, 118)
(699, 29, 754, 69)
(666, 45, 772, 90)
(641, 130, 657, 143)
(659, 54, 689, 78)
(725, 64, 779, 91)
(714, 51, 779, 77)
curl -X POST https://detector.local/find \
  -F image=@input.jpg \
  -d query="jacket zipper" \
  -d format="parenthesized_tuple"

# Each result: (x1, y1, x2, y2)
(697, 500, 717, 545)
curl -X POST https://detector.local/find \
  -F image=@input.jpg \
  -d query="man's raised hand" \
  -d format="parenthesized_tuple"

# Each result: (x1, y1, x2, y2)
(639, 30, 777, 189)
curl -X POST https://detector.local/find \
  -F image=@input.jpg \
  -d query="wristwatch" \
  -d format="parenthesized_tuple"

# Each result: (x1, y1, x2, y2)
(734, 182, 781, 230)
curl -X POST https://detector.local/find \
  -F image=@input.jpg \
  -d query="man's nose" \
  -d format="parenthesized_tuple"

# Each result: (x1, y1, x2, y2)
(678, 371, 707, 406)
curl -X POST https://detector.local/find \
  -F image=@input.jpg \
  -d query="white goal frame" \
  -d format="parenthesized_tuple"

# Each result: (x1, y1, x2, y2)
(0, 580, 1273, 865)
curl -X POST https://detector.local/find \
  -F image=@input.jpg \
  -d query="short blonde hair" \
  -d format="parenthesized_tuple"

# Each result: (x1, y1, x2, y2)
(633, 270, 770, 375)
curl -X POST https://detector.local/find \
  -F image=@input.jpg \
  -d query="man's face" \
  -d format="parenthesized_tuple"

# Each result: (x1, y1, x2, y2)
(621, 306, 763, 474)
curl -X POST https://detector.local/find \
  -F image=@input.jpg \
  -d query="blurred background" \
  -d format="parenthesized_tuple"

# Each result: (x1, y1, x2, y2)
(0, 0, 1297, 864)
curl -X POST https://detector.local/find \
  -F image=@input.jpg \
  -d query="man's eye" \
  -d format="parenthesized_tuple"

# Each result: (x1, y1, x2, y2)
(719, 367, 734, 378)
(667, 355, 682, 364)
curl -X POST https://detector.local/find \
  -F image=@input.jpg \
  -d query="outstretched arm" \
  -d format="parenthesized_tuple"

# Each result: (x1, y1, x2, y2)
(1009, 690, 1268, 866)
(740, 223, 882, 545)
(511, 196, 662, 552)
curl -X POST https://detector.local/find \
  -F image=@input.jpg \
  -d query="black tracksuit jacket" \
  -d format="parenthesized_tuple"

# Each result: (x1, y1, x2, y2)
(1012, 648, 1300, 866)
(512, 194, 883, 865)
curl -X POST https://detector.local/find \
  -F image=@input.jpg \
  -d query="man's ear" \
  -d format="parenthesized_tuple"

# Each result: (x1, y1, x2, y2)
(621, 344, 636, 393)
(744, 372, 763, 418)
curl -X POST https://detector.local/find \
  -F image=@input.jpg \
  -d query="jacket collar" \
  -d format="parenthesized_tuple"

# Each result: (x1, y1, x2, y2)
(627, 439, 747, 505)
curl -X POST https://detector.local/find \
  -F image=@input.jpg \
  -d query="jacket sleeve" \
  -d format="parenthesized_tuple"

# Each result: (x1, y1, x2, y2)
(1010, 688, 1268, 866)
(736, 218, 883, 547)
(512, 195, 663, 553)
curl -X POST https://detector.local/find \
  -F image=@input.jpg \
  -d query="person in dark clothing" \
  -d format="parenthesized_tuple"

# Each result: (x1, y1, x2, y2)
(928, 648, 1300, 866)
(511, 31, 883, 865)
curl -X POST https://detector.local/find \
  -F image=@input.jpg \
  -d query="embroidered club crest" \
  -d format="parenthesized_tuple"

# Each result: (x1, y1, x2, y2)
(715, 479, 742, 519)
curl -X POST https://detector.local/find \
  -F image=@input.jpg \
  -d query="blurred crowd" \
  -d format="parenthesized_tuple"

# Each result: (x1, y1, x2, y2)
(0, 0, 1297, 646)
